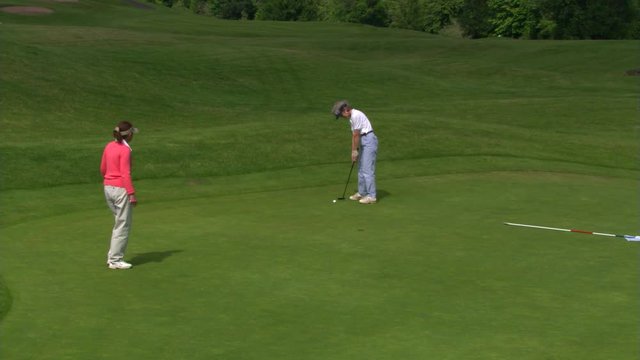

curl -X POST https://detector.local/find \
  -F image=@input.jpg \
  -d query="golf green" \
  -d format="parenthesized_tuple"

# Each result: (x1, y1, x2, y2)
(1, 171, 637, 359)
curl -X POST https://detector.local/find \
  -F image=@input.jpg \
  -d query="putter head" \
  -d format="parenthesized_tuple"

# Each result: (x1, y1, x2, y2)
(337, 197, 346, 200)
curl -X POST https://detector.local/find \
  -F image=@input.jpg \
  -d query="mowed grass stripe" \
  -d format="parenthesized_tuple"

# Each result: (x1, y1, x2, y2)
(1, 155, 637, 228)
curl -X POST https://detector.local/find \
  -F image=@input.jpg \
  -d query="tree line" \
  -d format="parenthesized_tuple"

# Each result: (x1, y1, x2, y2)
(147, 0, 640, 39)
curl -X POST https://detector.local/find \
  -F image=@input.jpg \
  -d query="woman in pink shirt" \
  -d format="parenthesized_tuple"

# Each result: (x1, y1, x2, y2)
(100, 121, 138, 270)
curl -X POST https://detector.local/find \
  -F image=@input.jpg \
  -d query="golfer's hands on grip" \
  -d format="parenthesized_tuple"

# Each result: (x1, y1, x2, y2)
(351, 150, 359, 162)
(129, 194, 138, 207)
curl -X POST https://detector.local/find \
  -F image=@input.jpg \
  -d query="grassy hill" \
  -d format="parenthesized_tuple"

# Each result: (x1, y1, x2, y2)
(1, 1, 638, 359)
(1, 0, 637, 192)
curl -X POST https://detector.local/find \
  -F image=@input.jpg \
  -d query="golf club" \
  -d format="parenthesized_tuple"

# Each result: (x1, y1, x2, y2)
(337, 161, 356, 200)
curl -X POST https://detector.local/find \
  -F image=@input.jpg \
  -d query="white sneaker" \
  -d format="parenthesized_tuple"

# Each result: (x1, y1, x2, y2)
(349, 193, 363, 201)
(359, 196, 377, 204)
(108, 261, 132, 269)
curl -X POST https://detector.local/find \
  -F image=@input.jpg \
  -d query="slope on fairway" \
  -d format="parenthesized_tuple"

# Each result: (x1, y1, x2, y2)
(0, 1, 637, 191)
(0, 171, 637, 360)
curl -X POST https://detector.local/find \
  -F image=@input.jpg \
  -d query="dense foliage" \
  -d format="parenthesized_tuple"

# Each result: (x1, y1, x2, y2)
(147, 0, 640, 39)
(459, 0, 640, 38)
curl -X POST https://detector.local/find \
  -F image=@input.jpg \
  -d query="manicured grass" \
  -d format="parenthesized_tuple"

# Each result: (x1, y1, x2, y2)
(1, 173, 638, 359)
(0, 1, 638, 359)
(0, 2, 636, 189)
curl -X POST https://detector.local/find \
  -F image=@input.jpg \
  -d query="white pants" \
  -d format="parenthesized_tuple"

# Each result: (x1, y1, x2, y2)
(104, 186, 132, 264)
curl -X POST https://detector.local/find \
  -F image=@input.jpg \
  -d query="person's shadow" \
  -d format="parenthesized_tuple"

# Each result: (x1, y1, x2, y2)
(377, 189, 390, 200)
(129, 250, 183, 266)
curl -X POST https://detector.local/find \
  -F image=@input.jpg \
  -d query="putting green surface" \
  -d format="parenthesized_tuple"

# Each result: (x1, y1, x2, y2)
(1, 171, 637, 359)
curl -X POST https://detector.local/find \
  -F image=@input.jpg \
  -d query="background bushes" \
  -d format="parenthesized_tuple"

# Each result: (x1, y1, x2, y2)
(148, 0, 640, 39)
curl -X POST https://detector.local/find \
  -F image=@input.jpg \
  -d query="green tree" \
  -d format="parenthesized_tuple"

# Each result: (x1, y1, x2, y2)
(255, 0, 320, 20)
(317, 0, 350, 22)
(353, 0, 390, 27)
(387, 0, 462, 33)
(582, 0, 637, 39)
(388, 0, 425, 30)
(458, 0, 492, 38)
(318, 0, 388, 26)
(538, 0, 638, 39)
(423, 0, 463, 33)
(211, 0, 257, 19)
(538, 0, 586, 38)
(145, 0, 639, 38)
(189, 0, 210, 14)
(488, 0, 541, 38)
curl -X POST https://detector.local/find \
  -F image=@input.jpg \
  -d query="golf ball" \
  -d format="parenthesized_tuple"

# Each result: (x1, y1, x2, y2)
(333, 200, 337, 203)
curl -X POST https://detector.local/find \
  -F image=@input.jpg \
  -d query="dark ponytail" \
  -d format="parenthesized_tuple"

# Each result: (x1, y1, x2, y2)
(113, 121, 134, 143)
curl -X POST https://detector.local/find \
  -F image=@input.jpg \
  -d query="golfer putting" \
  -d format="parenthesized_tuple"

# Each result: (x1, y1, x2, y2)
(333, 100, 378, 204)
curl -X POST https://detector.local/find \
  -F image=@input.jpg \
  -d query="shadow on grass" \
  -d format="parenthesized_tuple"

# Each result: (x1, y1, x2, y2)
(0, 276, 12, 322)
(129, 250, 184, 266)
(377, 189, 390, 200)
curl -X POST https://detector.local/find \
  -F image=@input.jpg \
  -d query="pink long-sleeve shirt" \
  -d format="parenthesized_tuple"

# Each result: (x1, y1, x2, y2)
(100, 140, 135, 195)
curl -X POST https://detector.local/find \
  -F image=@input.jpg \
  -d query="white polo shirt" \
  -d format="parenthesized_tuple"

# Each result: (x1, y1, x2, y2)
(349, 109, 373, 135)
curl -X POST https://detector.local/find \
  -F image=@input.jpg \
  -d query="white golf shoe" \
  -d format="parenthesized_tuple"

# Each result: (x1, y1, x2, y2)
(359, 196, 377, 204)
(108, 261, 133, 269)
(349, 193, 363, 201)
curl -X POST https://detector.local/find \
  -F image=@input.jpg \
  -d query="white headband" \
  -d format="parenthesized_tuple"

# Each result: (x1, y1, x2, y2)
(115, 126, 139, 136)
